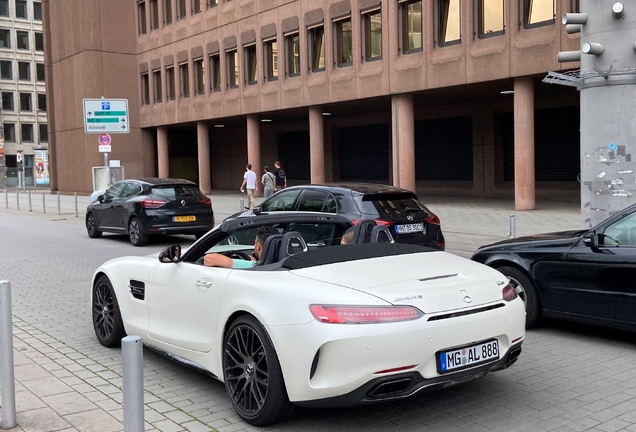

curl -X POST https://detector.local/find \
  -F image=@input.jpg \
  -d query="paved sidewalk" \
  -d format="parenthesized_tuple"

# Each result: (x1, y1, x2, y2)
(7, 191, 633, 432)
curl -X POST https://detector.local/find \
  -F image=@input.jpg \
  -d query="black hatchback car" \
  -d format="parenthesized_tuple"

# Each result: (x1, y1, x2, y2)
(226, 183, 445, 249)
(86, 178, 214, 246)
(471, 203, 636, 332)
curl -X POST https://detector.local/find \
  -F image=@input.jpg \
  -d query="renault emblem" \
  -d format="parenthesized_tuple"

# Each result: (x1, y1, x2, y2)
(180, 199, 186, 207)
(460, 290, 472, 303)
(407, 215, 414, 221)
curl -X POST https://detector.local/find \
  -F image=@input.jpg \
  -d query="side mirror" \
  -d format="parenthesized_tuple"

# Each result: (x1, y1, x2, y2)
(582, 232, 597, 248)
(159, 245, 181, 263)
(97, 195, 104, 203)
(252, 206, 262, 215)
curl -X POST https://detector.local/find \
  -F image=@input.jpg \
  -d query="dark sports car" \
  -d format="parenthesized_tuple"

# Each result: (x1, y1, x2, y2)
(471, 203, 636, 332)
(86, 178, 214, 246)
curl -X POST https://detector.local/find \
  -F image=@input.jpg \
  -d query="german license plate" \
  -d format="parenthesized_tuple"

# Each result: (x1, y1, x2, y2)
(172, 215, 196, 222)
(438, 339, 499, 373)
(396, 222, 424, 234)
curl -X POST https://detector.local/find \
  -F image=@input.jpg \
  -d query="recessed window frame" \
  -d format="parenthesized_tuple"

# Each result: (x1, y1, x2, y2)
(21, 123, 33, 142)
(165, 66, 176, 100)
(19, 92, 32, 111)
(33, 1, 42, 20)
(0, 29, 10, 49)
(362, 7, 382, 62)
(177, 0, 187, 20)
(263, 37, 278, 81)
(178, 61, 190, 98)
(16, 30, 28, 50)
(308, 23, 325, 72)
(36, 63, 45, 81)
(4, 123, 15, 142)
(15, 0, 27, 19)
(140, 72, 150, 105)
(207, 0, 217, 8)
(192, 0, 202, 14)
(193, 57, 205, 94)
(522, 0, 555, 29)
(153, 69, 162, 102)
(150, 0, 160, 29)
(138, 1, 148, 35)
(334, 16, 353, 67)
(400, 0, 423, 54)
(478, 0, 504, 39)
(244, 43, 257, 85)
(37, 93, 46, 112)
(35, 32, 44, 51)
(0, 0, 8, 17)
(2, 92, 13, 111)
(285, 31, 301, 77)
(209, 53, 221, 92)
(163, 0, 173, 24)
(571, 0, 581, 12)
(437, 0, 461, 47)
(0, 60, 11, 79)
(39, 124, 48, 142)
(226, 49, 239, 89)
(18, 61, 30, 81)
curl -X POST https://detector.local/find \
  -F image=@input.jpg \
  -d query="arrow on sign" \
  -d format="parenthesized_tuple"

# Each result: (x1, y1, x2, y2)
(120, 118, 126, 123)
(121, 125, 126, 130)
(87, 112, 93, 116)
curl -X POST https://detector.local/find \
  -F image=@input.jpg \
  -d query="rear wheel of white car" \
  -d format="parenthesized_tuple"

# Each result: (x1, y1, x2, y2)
(92, 276, 126, 347)
(223, 315, 294, 426)
(128, 217, 148, 246)
(86, 213, 102, 238)
(498, 266, 541, 328)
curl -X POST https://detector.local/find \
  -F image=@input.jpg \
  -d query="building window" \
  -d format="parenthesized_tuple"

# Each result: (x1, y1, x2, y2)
(150, 0, 159, 29)
(35, 32, 44, 51)
(363, 9, 382, 60)
(15, 0, 26, 18)
(18, 62, 30, 80)
(177, 0, 186, 19)
(192, 0, 201, 13)
(19, 93, 31, 111)
(166, 66, 175, 99)
(208, 0, 217, 7)
(285, 32, 300, 76)
(179, 62, 189, 97)
(164, 0, 173, 24)
(2, 92, 13, 111)
(4, 123, 15, 141)
(309, 26, 325, 72)
(438, 0, 461, 46)
(39, 124, 48, 142)
(244, 44, 257, 84)
(36, 63, 44, 81)
(37, 93, 46, 111)
(153, 70, 162, 102)
(209, 54, 220, 91)
(335, 17, 353, 66)
(141, 73, 150, 104)
(524, 0, 554, 28)
(193, 57, 205, 93)
(0, 60, 11, 79)
(0, 29, 10, 48)
(138, 1, 147, 34)
(264, 38, 278, 80)
(0, 0, 8, 17)
(401, 0, 422, 53)
(226, 49, 238, 88)
(33, 1, 42, 20)
(478, 0, 504, 37)
(21, 124, 33, 142)
(16, 31, 28, 49)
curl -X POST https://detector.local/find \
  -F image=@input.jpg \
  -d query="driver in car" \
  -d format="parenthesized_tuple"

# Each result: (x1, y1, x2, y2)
(203, 226, 278, 269)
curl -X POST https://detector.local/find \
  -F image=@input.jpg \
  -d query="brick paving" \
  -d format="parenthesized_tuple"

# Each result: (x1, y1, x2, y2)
(1, 191, 635, 431)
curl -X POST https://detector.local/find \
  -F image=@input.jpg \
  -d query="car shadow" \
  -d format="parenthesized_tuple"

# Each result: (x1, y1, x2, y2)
(531, 318, 636, 345)
(98, 233, 196, 248)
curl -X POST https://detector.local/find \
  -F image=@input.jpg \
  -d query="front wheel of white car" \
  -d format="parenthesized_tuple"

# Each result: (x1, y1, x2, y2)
(223, 315, 294, 426)
(92, 275, 126, 347)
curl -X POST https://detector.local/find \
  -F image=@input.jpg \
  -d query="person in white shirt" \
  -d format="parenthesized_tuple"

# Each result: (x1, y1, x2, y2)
(240, 164, 258, 209)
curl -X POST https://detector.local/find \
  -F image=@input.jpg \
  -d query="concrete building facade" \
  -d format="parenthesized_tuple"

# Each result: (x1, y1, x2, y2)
(0, 0, 48, 187)
(45, 0, 583, 208)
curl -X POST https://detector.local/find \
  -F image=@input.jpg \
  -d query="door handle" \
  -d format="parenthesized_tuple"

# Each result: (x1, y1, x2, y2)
(196, 279, 213, 288)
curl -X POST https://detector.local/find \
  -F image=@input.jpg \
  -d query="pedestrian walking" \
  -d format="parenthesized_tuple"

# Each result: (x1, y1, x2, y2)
(261, 166, 276, 198)
(273, 161, 287, 190)
(240, 164, 258, 209)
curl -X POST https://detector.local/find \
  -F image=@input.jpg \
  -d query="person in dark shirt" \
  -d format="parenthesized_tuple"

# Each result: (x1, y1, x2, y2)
(273, 161, 287, 190)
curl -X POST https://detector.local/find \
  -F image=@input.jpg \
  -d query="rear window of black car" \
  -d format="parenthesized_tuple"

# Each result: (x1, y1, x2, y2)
(358, 193, 431, 217)
(151, 185, 205, 201)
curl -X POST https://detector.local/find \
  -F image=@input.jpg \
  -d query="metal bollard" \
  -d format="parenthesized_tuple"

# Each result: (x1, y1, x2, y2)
(28, 190, 32, 212)
(16, 190, 19, 211)
(122, 336, 144, 432)
(0, 281, 16, 429)
(57, 191, 61, 215)
(508, 214, 516, 239)
(239, 199, 245, 211)
(43, 192, 46, 213)
(4, 189, 7, 209)
(74, 192, 78, 217)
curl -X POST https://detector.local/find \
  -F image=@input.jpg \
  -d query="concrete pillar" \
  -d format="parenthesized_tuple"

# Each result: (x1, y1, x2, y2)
(197, 121, 211, 194)
(246, 115, 261, 196)
(391, 94, 416, 192)
(309, 106, 325, 184)
(157, 126, 169, 178)
(513, 77, 535, 211)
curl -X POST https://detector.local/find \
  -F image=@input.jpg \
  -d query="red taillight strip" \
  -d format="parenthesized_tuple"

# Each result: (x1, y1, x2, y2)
(140, 199, 167, 209)
(502, 283, 518, 302)
(309, 305, 423, 324)
(512, 336, 524, 344)
(374, 365, 418, 374)
(352, 219, 393, 227)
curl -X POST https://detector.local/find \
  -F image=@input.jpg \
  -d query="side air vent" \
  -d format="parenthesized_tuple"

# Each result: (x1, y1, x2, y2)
(427, 303, 504, 322)
(128, 280, 145, 300)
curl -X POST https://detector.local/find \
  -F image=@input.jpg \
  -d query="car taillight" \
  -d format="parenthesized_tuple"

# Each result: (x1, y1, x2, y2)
(309, 305, 423, 324)
(502, 283, 518, 302)
(352, 219, 393, 227)
(199, 197, 211, 206)
(426, 215, 441, 225)
(140, 199, 166, 209)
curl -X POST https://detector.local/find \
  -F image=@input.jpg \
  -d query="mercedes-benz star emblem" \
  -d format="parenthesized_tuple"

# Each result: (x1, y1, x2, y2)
(180, 199, 186, 207)
(407, 215, 414, 221)
(460, 290, 472, 303)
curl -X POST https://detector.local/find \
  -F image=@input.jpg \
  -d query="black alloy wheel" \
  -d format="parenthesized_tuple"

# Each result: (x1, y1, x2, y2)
(223, 315, 293, 426)
(86, 213, 103, 238)
(498, 266, 541, 328)
(92, 276, 126, 347)
(128, 217, 149, 246)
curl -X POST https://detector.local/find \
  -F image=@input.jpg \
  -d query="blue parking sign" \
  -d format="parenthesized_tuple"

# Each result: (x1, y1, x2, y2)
(101, 102, 111, 110)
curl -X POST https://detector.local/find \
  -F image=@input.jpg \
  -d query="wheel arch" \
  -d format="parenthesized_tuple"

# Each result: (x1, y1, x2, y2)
(489, 260, 544, 306)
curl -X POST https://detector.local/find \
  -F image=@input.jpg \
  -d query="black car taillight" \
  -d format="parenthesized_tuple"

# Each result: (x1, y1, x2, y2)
(502, 283, 518, 302)
(141, 199, 167, 209)
(426, 215, 441, 226)
(352, 218, 393, 227)
(199, 197, 212, 206)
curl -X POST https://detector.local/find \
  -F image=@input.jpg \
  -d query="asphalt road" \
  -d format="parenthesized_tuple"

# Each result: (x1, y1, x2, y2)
(0, 197, 635, 432)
